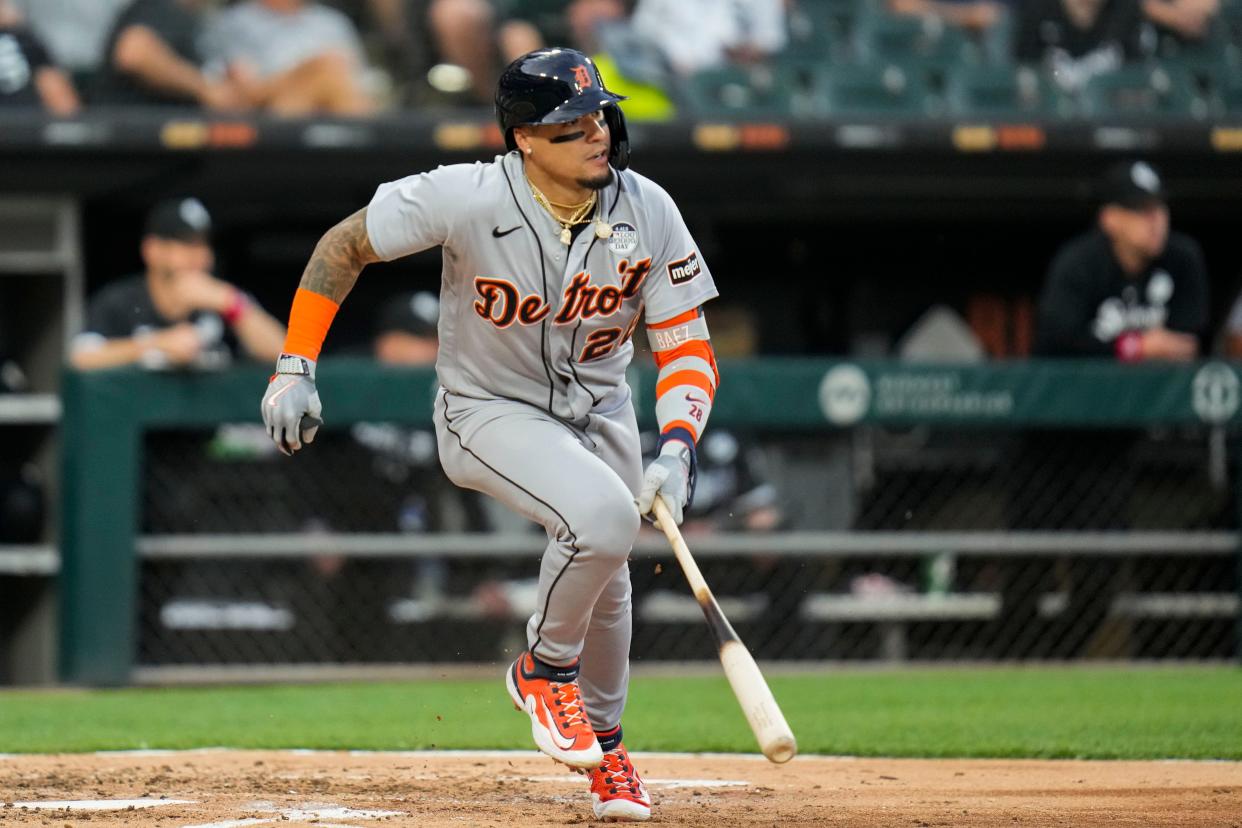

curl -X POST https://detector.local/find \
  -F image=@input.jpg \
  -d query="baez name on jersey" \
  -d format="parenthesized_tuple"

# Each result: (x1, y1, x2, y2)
(473, 257, 653, 329)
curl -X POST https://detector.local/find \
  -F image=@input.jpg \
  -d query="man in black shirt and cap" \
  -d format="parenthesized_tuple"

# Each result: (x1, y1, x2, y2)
(1004, 160, 1209, 657)
(1035, 160, 1207, 361)
(70, 197, 285, 371)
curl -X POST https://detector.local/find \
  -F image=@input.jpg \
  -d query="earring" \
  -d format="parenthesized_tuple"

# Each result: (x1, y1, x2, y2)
(525, 147, 532, 155)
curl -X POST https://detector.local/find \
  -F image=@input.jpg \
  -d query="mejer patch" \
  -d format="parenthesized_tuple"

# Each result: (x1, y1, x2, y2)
(667, 251, 701, 286)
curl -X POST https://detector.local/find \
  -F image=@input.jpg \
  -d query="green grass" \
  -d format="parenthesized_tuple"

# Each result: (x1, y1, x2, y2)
(2, 667, 1240, 759)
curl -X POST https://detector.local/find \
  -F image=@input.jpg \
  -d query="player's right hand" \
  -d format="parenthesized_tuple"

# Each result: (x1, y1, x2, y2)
(261, 354, 322, 456)
(637, 440, 693, 526)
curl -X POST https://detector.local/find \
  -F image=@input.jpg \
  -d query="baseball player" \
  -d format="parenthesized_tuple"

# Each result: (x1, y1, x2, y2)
(261, 48, 719, 822)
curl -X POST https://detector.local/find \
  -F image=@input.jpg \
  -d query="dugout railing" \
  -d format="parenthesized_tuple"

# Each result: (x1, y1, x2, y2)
(61, 360, 1242, 685)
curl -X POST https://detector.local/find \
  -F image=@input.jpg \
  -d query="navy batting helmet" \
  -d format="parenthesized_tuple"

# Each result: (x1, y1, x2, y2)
(495, 48, 630, 171)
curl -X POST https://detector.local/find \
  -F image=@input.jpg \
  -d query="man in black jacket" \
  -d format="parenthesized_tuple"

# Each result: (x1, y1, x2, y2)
(1004, 160, 1209, 658)
(1035, 160, 1207, 361)
(69, 197, 285, 371)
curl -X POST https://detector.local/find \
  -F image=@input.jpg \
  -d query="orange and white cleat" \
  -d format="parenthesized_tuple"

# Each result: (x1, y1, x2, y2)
(505, 651, 602, 769)
(587, 732, 651, 822)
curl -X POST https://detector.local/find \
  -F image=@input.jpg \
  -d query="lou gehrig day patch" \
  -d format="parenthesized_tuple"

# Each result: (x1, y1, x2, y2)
(608, 222, 638, 254)
(667, 251, 701, 286)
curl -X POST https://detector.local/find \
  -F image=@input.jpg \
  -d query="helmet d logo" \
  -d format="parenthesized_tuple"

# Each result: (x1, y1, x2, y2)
(572, 65, 592, 89)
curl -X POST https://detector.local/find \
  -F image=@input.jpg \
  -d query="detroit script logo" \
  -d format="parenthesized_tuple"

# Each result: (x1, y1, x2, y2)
(473, 258, 652, 361)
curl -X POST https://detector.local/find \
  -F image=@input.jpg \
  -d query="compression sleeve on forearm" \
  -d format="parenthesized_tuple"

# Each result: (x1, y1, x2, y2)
(647, 307, 719, 447)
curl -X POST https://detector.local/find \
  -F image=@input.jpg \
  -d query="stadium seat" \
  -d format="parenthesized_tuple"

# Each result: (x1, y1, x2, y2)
(682, 65, 795, 117)
(784, 0, 856, 60)
(819, 61, 935, 117)
(1214, 69, 1242, 114)
(1220, 0, 1242, 44)
(1151, 21, 1241, 87)
(1080, 64, 1206, 119)
(944, 64, 1064, 118)
(852, 10, 981, 68)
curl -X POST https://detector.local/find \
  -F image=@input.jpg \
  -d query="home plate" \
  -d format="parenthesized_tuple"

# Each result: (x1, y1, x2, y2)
(509, 775, 750, 789)
(4, 797, 194, 810)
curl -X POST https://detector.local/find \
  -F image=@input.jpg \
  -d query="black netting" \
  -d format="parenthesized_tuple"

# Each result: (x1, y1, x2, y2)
(135, 425, 1240, 668)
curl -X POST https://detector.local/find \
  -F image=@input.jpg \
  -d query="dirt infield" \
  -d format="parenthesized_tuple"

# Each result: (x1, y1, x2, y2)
(1, 750, 1239, 827)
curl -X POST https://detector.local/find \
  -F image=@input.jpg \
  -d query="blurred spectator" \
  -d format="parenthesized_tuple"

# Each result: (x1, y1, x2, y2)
(372, 289, 440, 365)
(1034, 160, 1207, 360)
(322, 0, 495, 105)
(0, 0, 80, 114)
(350, 291, 495, 653)
(94, 0, 248, 110)
(631, 0, 787, 75)
(353, 290, 492, 534)
(0, 315, 43, 546)
(1142, 0, 1219, 41)
(10, 0, 129, 77)
(327, 0, 625, 105)
(887, 0, 1013, 34)
(1009, 160, 1208, 658)
(325, 0, 425, 103)
(498, 0, 627, 62)
(70, 198, 286, 371)
(201, 0, 377, 115)
(1015, 0, 1152, 92)
(430, 0, 500, 102)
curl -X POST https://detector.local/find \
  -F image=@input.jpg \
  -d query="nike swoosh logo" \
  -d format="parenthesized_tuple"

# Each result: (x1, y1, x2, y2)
(538, 697, 577, 751)
(266, 380, 297, 407)
(525, 695, 577, 751)
(492, 225, 520, 238)
(685, 393, 709, 406)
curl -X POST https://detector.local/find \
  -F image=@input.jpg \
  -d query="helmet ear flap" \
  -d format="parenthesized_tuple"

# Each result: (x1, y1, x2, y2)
(605, 106, 629, 171)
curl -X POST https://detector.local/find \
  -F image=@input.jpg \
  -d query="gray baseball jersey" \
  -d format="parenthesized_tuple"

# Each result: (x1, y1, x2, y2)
(365, 151, 718, 729)
(365, 151, 719, 421)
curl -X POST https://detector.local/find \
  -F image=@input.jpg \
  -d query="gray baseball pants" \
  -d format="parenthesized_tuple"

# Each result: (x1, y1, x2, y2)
(433, 385, 642, 730)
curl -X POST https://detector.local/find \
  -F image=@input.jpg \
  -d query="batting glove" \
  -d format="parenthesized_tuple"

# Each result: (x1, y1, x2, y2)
(637, 439, 695, 526)
(261, 353, 322, 456)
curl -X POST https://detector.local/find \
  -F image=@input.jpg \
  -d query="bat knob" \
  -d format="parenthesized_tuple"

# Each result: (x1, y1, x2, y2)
(764, 736, 798, 764)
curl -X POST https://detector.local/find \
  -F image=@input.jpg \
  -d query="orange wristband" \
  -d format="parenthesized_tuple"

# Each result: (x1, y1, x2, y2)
(282, 288, 340, 361)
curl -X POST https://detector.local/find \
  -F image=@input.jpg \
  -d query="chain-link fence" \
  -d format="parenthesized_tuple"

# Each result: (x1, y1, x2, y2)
(134, 421, 1240, 671)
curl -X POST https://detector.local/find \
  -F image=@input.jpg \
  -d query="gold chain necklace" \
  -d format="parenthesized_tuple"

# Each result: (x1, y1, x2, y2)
(544, 193, 595, 212)
(528, 177, 597, 245)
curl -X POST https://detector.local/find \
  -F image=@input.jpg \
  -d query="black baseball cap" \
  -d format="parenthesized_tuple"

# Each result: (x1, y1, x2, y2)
(375, 291, 439, 339)
(144, 197, 212, 242)
(1099, 161, 1166, 210)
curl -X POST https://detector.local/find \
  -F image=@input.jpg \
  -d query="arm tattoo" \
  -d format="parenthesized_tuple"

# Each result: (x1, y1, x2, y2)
(300, 208, 379, 303)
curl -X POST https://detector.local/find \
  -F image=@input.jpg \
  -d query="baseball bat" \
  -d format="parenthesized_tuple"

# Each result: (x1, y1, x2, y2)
(652, 497, 798, 764)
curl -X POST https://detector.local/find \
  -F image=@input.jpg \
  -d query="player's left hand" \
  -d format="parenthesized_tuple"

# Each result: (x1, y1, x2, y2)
(637, 440, 693, 525)
(261, 354, 322, 456)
